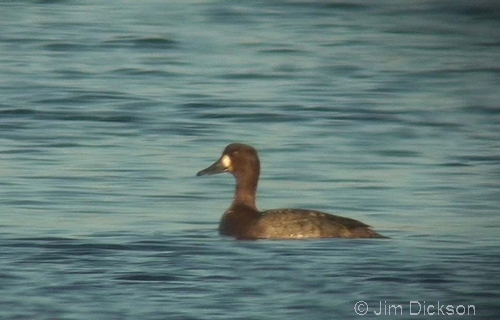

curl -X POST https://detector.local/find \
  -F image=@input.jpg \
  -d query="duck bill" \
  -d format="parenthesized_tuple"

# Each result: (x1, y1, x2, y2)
(196, 157, 226, 176)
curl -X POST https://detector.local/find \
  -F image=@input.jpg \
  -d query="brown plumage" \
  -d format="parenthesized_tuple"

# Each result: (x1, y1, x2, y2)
(197, 143, 386, 240)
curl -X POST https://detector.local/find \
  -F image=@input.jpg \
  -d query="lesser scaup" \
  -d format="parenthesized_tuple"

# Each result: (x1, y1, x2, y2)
(197, 143, 386, 239)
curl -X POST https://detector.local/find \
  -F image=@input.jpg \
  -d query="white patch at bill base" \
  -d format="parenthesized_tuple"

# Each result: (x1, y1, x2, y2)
(221, 155, 231, 168)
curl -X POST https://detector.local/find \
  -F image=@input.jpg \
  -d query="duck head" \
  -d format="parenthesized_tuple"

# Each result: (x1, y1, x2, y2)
(197, 143, 260, 178)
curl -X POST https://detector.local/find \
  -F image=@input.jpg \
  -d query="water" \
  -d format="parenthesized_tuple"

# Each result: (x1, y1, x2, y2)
(1, 0, 499, 319)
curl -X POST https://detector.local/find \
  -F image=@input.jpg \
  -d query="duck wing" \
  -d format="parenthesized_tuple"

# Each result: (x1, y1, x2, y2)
(255, 208, 384, 239)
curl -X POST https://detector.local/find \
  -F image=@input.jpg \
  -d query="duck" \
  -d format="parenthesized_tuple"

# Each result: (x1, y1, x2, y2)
(196, 143, 386, 240)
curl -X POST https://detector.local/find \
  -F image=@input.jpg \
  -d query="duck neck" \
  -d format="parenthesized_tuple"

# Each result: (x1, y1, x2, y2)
(233, 172, 258, 210)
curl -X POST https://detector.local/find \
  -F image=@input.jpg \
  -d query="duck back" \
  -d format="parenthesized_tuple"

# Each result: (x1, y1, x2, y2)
(255, 209, 385, 239)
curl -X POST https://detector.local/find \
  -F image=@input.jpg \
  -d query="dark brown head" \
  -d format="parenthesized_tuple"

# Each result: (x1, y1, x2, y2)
(196, 143, 260, 179)
(197, 143, 261, 207)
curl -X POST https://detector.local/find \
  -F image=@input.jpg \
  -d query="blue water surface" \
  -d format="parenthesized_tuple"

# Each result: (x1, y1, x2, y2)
(1, 1, 499, 319)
